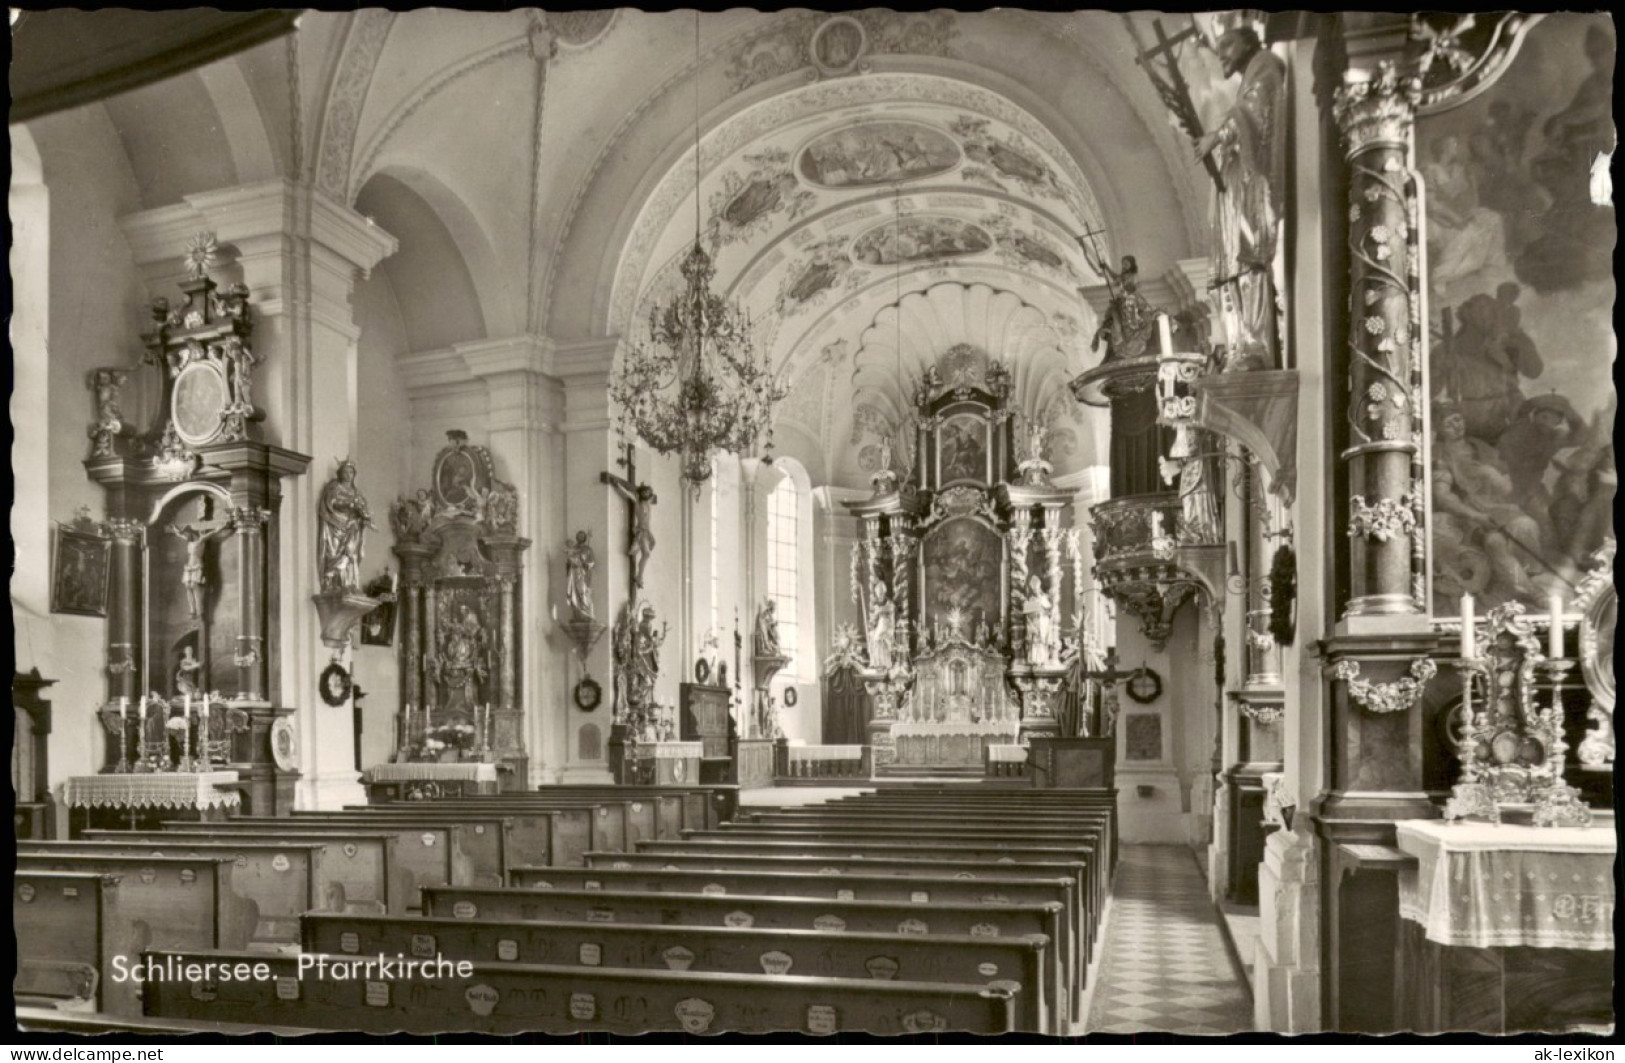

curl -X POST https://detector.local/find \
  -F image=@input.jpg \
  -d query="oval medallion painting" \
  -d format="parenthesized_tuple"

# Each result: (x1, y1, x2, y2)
(172, 361, 230, 447)
(852, 216, 992, 267)
(797, 122, 960, 190)
(435, 448, 479, 507)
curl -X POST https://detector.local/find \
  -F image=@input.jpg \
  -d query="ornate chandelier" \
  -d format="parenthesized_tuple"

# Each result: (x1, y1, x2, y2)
(610, 238, 785, 490)
(609, 12, 785, 492)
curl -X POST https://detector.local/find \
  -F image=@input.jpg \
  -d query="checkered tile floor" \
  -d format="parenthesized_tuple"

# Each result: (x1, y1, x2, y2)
(1086, 845, 1254, 1035)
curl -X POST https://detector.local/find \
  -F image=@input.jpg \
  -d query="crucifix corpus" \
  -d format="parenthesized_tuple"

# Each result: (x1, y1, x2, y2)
(1075, 646, 1133, 737)
(601, 443, 658, 598)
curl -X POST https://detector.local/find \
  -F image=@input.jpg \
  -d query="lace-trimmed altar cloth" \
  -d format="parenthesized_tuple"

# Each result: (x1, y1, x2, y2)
(987, 744, 1029, 763)
(786, 745, 864, 763)
(60, 771, 241, 810)
(642, 741, 703, 760)
(1396, 820, 1616, 951)
(365, 762, 499, 783)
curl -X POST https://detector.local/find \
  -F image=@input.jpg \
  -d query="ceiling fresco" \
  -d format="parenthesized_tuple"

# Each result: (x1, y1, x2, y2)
(613, 65, 1130, 492)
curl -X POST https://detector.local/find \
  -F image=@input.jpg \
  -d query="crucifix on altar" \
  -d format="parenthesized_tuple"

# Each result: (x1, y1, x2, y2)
(601, 444, 658, 599)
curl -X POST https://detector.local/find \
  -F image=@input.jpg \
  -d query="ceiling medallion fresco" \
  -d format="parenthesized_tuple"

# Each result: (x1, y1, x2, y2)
(706, 148, 816, 249)
(726, 11, 957, 94)
(610, 74, 1104, 334)
(950, 116, 1065, 200)
(796, 121, 962, 189)
(774, 236, 858, 314)
(851, 216, 993, 267)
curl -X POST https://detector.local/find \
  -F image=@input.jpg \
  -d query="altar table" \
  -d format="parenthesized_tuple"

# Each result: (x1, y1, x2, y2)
(60, 771, 241, 835)
(364, 761, 501, 801)
(1393, 819, 1615, 1034)
(892, 721, 1018, 769)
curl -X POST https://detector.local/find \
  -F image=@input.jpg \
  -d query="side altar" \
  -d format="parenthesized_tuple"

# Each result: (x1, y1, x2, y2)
(844, 352, 1091, 771)
(381, 431, 530, 788)
(80, 253, 307, 822)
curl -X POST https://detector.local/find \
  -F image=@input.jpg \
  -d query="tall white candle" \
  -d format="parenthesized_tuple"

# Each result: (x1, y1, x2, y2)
(1459, 594, 1476, 658)
(138, 695, 147, 722)
(1548, 593, 1564, 658)
(1157, 313, 1174, 356)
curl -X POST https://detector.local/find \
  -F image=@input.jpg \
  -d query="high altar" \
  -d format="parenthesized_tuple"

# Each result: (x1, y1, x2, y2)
(845, 350, 1085, 770)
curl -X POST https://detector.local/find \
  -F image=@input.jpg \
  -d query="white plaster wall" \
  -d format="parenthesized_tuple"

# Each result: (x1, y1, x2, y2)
(349, 272, 413, 770)
(22, 106, 150, 790)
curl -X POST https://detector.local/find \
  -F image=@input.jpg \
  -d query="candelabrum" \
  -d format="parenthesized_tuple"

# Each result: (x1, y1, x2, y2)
(1443, 656, 1499, 823)
(1444, 654, 1591, 827)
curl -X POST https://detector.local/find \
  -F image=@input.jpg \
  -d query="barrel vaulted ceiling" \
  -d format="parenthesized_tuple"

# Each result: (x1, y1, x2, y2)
(68, 8, 1212, 493)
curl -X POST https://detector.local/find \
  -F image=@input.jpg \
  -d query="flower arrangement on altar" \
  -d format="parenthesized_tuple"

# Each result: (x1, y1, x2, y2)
(418, 722, 476, 761)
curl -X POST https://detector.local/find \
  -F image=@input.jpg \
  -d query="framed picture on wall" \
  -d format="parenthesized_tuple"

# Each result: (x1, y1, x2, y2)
(359, 599, 397, 646)
(51, 524, 111, 617)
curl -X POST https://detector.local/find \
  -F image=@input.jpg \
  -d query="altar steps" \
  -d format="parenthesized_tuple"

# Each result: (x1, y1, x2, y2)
(875, 765, 990, 780)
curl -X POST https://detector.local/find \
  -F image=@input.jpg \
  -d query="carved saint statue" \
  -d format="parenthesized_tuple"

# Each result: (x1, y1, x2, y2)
(175, 646, 202, 697)
(1162, 425, 1222, 544)
(1195, 25, 1287, 370)
(318, 460, 374, 593)
(868, 581, 897, 672)
(167, 508, 234, 619)
(434, 604, 488, 713)
(1085, 254, 1158, 363)
(754, 599, 783, 658)
(564, 530, 596, 620)
(1023, 574, 1057, 667)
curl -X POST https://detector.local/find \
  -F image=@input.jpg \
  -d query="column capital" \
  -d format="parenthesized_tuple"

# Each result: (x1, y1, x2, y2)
(1331, 63, 1422, 156)
(120, 178, 398, 280)
(400, 333, 556, 398)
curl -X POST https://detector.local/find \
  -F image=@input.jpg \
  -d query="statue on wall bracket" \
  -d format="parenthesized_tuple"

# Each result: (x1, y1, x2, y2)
(312, 458, 380, 654)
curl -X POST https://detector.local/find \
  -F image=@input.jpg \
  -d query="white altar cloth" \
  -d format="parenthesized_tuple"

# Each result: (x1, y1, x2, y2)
(61, 771, 241, 810)
(366, 762, 499, 784)
(786, 745, 864, 762)
(641, 741, 703, 760)
(892, 720, 1019, 738)
(986, 744, 1029, 763)
(1396, 820, 1616, 951)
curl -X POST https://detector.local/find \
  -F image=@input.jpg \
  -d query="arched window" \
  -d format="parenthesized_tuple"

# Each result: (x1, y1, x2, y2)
(765, 473, 800, 672)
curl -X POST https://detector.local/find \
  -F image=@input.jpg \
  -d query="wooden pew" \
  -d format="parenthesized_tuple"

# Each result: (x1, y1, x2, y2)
(535, 784, 737, 829)
(14, 872, 122, 1014)
(301, 911, 1055, 1033)
(439, 788, 718, 834)
(87, 829, 398, 915)
(16, 852, 255, 948)
(726, 811, 1114, 913)
(508, 862, 1079, 1026)
(424, 883, 1064, 1029)
(13, 861, 241, 1019)
(289, 810, 517, 887)
(331, 805, 593, 867)
(352, 799, 629, 860)
(826, 793, 1120, 868)
(428, 793, 685, 841)
(141, 947, 1020, 1034)
(158, 818, 470, 909)
(19, 840, 323, 948)
(15, 1006, 315, 1038)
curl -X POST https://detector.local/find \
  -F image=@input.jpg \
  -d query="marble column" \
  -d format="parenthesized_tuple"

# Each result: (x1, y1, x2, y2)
(106, 518, 145, 703)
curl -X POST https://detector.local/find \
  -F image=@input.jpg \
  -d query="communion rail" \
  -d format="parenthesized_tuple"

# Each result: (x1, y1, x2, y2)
(775, 743, 873, 782)
(985, 743, 1030, 779)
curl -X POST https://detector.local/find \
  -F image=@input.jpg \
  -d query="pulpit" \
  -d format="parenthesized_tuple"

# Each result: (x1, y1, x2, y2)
(386, 431, 529, 788)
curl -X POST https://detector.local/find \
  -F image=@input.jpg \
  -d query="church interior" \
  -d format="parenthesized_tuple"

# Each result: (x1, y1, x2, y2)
(10, 9, 1617, 1039)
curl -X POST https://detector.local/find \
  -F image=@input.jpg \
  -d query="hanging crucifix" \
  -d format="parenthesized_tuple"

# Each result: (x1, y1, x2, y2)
(1074, 646, 1134, 737)
(601, 443, 658, 598)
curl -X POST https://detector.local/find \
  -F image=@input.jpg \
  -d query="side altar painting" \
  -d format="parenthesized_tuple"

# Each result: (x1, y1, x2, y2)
(1419, 14, 1616, 616)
